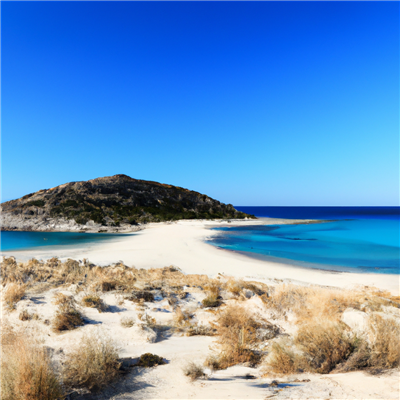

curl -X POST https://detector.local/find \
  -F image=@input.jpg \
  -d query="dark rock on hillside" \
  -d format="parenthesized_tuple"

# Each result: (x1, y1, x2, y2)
(0, 174, 255, 232)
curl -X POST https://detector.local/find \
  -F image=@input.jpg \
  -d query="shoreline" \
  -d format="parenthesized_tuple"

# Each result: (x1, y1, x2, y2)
(2, 218, 398, 295)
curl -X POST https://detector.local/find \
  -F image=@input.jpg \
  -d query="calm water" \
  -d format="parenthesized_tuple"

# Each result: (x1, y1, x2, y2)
(210, 207, 400, 274)
(0, 231, 129, 252)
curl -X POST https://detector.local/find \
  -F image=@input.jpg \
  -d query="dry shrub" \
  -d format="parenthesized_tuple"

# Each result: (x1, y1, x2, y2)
(263, 284, 366, 322)
(210, 305, 273, 369)
(63, 331, 120, 391)
(136, 353, 166, 367)
(174, 306, 192, 327)
(81, 293, 108, 312)
(368, 315, 400, 368)
(294, 320, 355, 373)
(202, 283, 221, 308)
(1, 257, 214, 297)
(120, 316, 135, 328)
(186, 323, 216, 336)
(0, 323, 62, 400)
(267, 320, 355, 374)
(52, 293, 84, 332)
(267, 341, 299, 375)
(3, 283, 26, 311)
(19, 309, 39, 321)
(183, 362, 206, 381)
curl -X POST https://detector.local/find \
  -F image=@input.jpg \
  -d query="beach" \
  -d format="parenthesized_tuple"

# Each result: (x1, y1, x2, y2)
(3, 218, 398, 295)
(2, 218, 400, 400)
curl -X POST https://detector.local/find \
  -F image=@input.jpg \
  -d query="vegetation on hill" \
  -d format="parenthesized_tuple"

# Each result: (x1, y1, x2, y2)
(0, 174, 255, 229)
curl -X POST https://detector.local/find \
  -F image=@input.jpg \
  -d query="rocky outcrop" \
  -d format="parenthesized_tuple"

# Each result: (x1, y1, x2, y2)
(0, 174, 255, 232)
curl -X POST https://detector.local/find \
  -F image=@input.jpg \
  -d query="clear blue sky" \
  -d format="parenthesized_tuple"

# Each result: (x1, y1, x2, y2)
(1, 2, 399, 206)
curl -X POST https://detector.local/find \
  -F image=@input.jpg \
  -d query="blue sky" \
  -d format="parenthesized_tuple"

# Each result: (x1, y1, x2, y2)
(1, 2, 399, 206)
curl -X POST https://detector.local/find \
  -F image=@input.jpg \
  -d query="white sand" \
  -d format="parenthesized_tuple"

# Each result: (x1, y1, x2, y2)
(3, 218, 399, 295)
(3, 218, 400, 399)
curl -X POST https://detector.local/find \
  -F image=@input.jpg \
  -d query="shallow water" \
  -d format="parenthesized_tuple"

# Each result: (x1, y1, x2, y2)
(211, 207, 400, 274)
(0, 231, 129, 252)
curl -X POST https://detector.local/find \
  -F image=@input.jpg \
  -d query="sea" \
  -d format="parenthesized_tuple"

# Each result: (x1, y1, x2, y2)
(209, 207, 400, 274)
(1, 206, 399, 274)
(0, 231, 129, 252)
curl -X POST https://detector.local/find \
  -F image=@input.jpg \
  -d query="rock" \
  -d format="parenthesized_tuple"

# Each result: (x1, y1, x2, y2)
(341, 308, 369, 334)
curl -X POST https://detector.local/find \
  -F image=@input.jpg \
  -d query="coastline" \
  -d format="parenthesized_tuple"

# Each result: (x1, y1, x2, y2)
(2, 218, 398, 295)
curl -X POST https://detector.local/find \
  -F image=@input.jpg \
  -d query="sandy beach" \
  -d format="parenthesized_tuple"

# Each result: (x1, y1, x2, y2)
(3, 218, 399, 295)
(2, 218, 400, 400)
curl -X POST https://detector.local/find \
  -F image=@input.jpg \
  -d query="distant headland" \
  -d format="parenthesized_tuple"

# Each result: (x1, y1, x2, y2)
(0, 174, 255, 232)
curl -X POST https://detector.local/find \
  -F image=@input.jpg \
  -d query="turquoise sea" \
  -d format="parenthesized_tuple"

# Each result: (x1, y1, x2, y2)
(0, 231, 129, 252)
(210, 207, 400, 274)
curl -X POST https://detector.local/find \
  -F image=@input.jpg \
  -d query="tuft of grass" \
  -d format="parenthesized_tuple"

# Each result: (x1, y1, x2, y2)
(120, 316, 135, 328)
(0, 323, 63, 400)
(294, 321, 355, 373)
(267, 341, 299, 375)
(136, 353, 166, 368)
(368, 314, 400, 369)
(81, 293, 108, 312)
(209, 305, 272, 369)
(3, 283, 26, 311)
(183, 362, 206, 381)
(18, 309, 39, 321)
(202, 283, 221, 308)
(52, 293, 84, 332)
(174, 306, 192, 327)
(63, 331, 121, 391)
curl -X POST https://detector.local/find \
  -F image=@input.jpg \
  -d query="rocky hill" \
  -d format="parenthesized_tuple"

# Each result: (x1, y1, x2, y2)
(0, 175, 255, 232)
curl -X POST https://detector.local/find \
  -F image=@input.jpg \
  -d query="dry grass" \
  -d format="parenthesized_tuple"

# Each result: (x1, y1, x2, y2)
(295, 320, 355, 373)
(63, 330, 121, 391)
(267, 340, 299, 375)
(19, 309, 39, 321)
(183, 362, 206, 381)
(202, 283, 221, 308)
(174, 306, 192, 327)
(1, 257, 213, 296)
(3, 283, 26, 311)
(52, 293, 84, 332)
(120, 316, 135, 328)
(266, 321, 355, 374)
(0, 322, 63, 400)
(368, 314, 400, 368)
(81, 293, 108, 312)
(209, 305, 275, 369)
(263, 284, 400, 323)
(267, 315, 400, 375)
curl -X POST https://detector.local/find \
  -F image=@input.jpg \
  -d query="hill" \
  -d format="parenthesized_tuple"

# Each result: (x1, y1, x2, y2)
(0, 174, 255, 232)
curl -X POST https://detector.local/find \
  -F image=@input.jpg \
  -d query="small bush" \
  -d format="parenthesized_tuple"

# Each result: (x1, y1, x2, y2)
(294, 321, 355, 373)
(52, 293, 84, 332)
(174, 306, 192, 327)
(1, 325, 63, 400)
(128, 290, 154, 303)
(100, 280, 117, 292)
(3, 283, 26, 311)
(63, 331, 120, 391)
(368, 315, 400, 369)
(202, 283, 221, 308)
(81, 293, 108, 312)
(186, 324, 216, 337)
(267, 341, 299, 375)
(18, 309, 39, 321)
(120, 316, 135, 328)
(136, 353, 166, 368)
(210, 305, 269, 369)
(183, 362, 206, 381)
